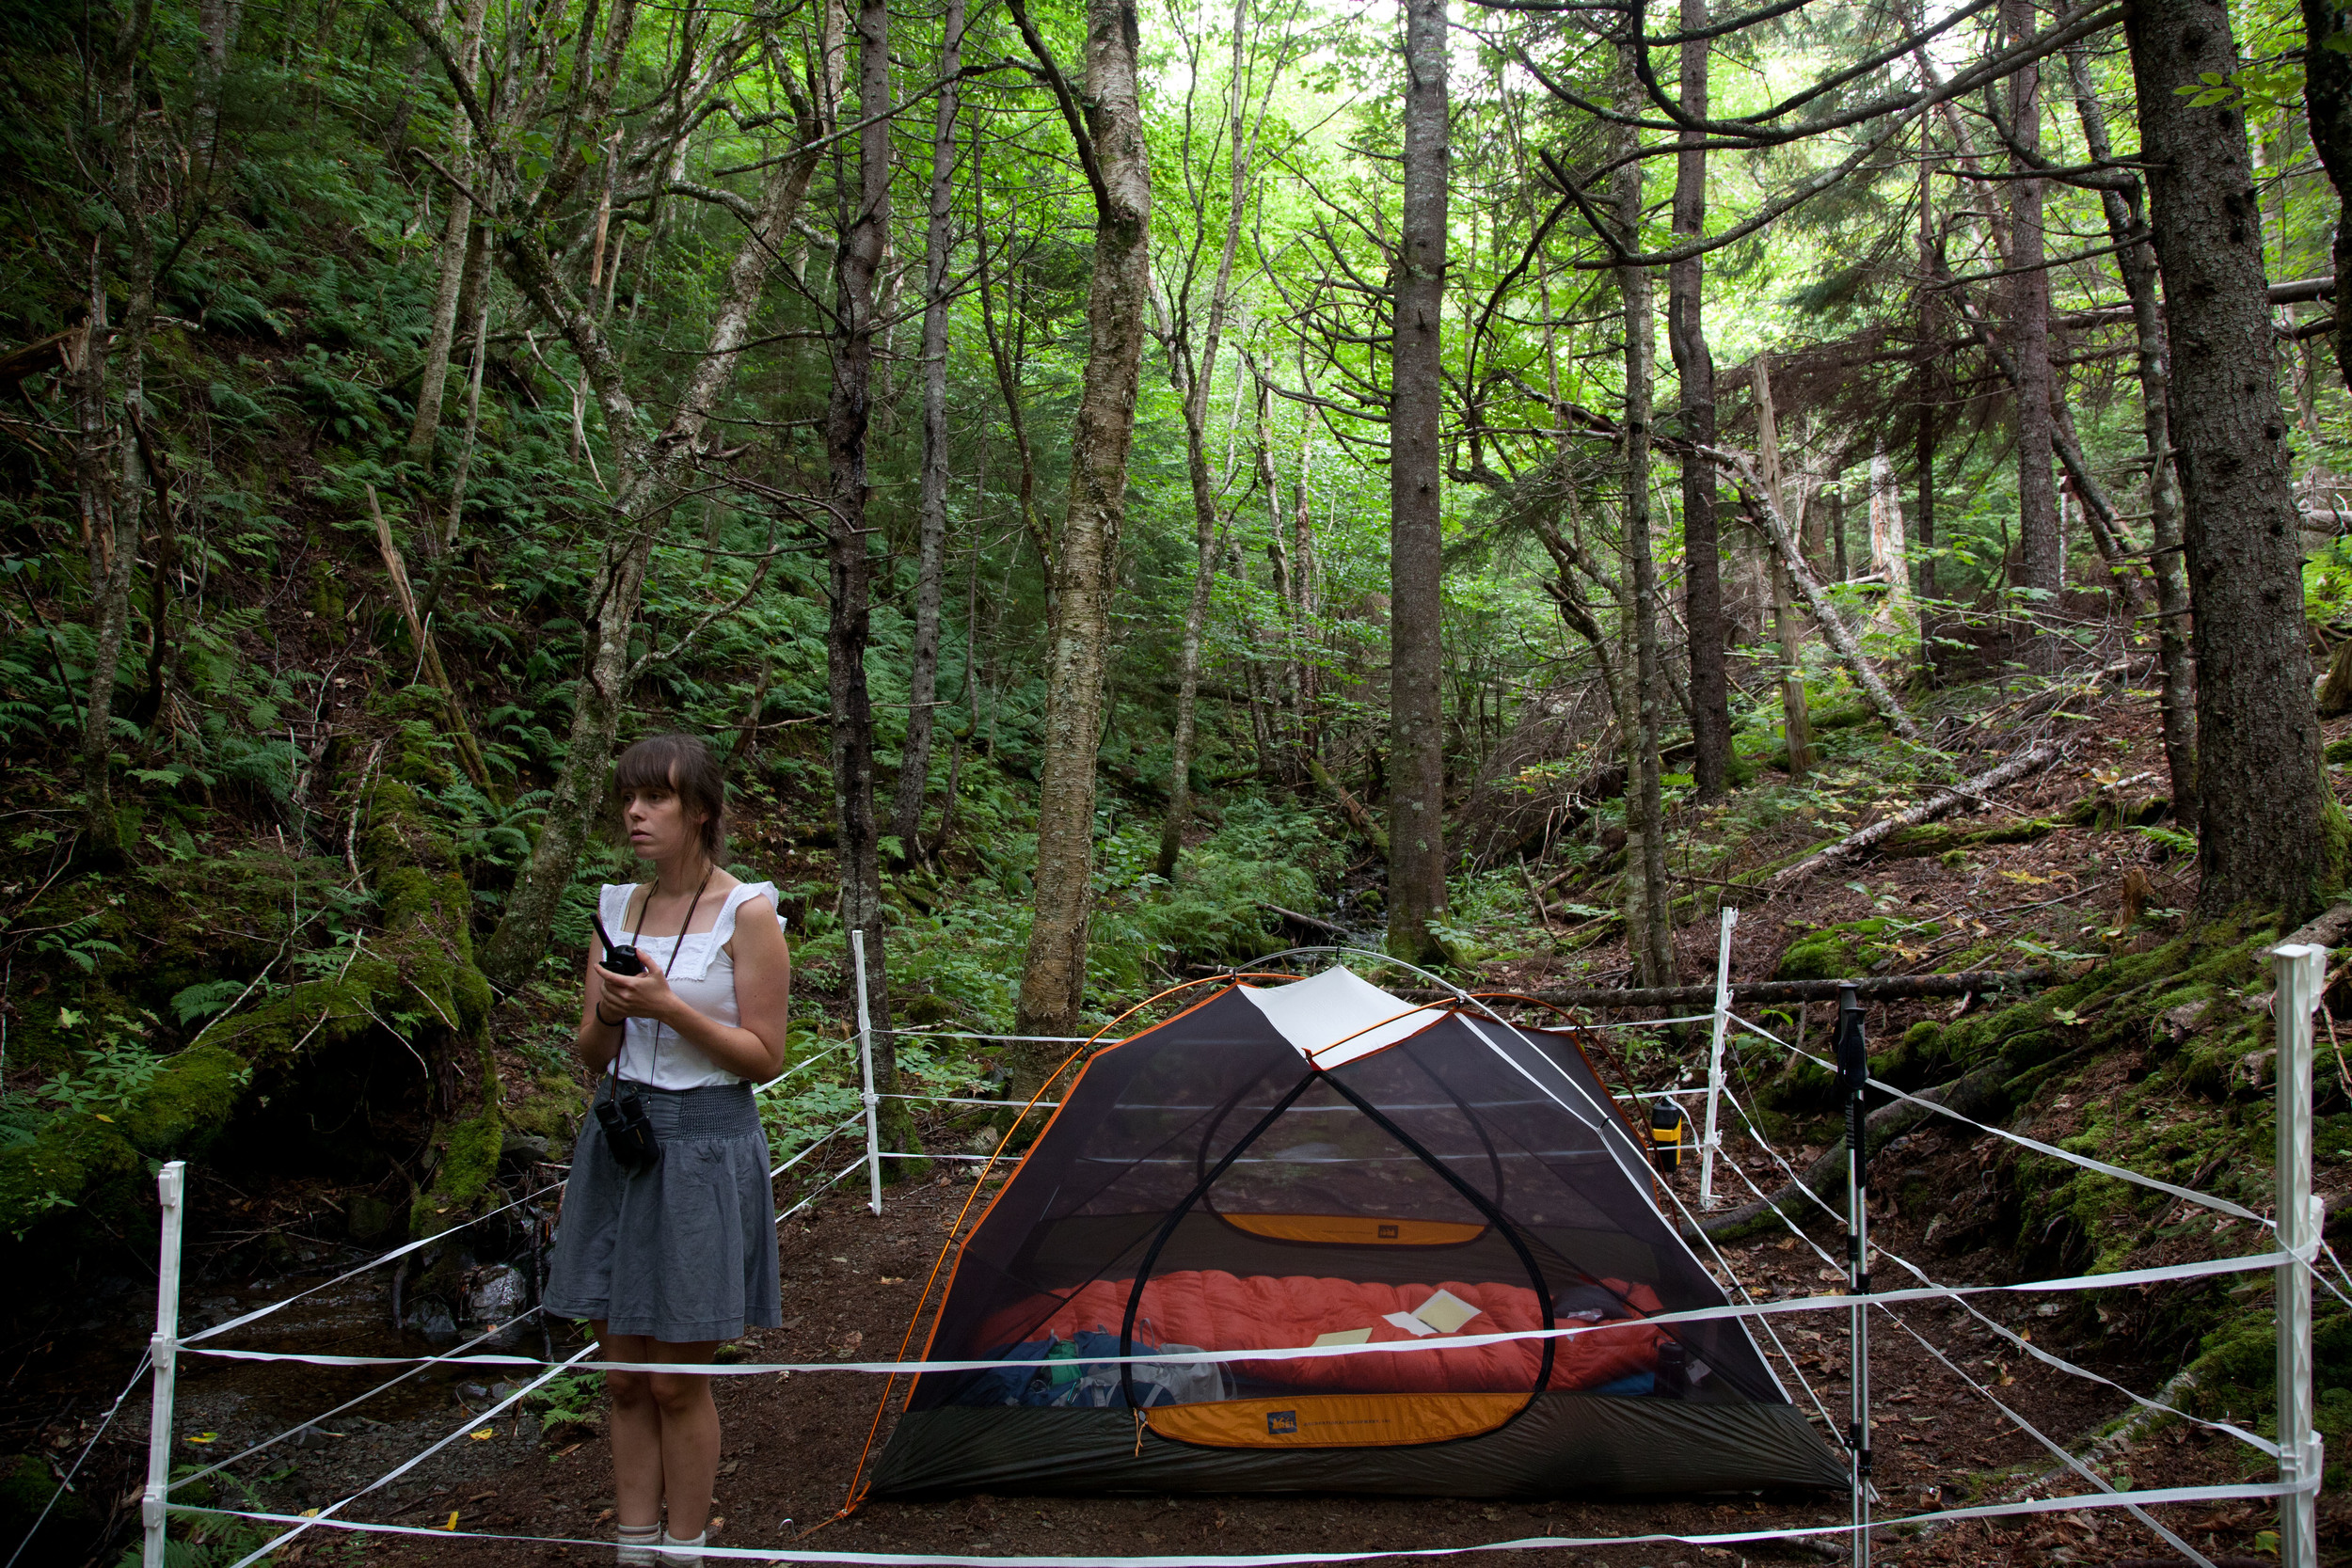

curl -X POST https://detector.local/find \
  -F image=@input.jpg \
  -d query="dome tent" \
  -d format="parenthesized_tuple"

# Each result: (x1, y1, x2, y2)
(870, 965, 1847, 1497)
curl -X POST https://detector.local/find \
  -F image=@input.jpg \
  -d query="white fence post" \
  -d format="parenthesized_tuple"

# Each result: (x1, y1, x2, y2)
(1700, 907, 1738, 1210)
(142, 1160, 187, 1568)
(852, 927, 882, 1216)
(2274, 942, 2326, 1568)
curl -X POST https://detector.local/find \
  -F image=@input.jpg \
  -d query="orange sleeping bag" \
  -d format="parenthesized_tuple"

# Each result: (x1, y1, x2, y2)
(978, 1270, 1665, 1395)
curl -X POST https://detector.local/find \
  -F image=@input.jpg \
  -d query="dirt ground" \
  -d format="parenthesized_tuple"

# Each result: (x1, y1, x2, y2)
(120, 1162, 2324, 1568)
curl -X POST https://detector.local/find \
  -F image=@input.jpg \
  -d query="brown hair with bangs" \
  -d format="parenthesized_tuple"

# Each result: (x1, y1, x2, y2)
(612, 734, 727, 864)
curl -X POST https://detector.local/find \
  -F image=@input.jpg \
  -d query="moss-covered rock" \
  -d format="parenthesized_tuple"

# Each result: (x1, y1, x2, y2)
(0, 1450, 92, 1565)
(415, 1105, 502, 1235)
(0, 772, 509, 1241)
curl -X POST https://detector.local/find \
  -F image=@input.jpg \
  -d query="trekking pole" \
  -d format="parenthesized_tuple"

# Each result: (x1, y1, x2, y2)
(853, 928, 882, 1217)
(1699, 906, 1737, 1210)
(1834, 982, 1870, 1568)
(143, 1161, 187, 1568)
(2273, 942, 2327, 1568)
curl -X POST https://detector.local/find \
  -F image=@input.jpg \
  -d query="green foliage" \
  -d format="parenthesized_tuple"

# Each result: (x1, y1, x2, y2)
(525, 1370, 607, 1438)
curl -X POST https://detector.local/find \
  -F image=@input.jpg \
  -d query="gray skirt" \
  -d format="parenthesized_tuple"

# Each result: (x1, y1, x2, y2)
(543, 1081, 783, 1342)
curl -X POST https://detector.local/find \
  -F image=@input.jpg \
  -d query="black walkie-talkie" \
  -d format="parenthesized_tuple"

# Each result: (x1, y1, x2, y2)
(590, 906, 645, 975)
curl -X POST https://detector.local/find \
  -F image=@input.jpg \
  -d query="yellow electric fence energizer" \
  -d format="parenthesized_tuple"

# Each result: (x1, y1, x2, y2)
(1651, 1101, 1685, 1171)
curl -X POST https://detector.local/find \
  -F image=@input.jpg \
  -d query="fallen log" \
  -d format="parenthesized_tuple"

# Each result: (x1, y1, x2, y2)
(1404, 968, 2059, 1011)
(1262, 902, 1349, 939)
(2278, 899, 2352, 953)
(1768, 741, 2060, 893)
(1697, 442, 1924, 742)
(1685, 1061, 2008, 1242)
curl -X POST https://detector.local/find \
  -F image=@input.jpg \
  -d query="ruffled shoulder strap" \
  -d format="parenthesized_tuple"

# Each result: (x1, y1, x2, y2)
(713, 880, 784, 948)
(597, 882, 641, 939)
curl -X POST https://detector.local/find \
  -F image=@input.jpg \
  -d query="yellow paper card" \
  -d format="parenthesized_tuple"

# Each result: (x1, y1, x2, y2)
(1409, 1289, 1482, 1335)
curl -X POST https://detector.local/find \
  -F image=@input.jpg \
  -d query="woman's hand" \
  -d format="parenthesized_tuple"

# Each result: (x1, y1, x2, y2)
(596, 952, 684, 1026)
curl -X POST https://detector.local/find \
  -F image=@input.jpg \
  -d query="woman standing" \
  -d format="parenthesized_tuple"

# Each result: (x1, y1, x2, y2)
(544, 735, 790, 1566)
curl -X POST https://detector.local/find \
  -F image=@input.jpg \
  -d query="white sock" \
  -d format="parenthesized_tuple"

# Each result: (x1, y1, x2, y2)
(659, 1527, 707, 1567)
(616, 1522, 660, 1567)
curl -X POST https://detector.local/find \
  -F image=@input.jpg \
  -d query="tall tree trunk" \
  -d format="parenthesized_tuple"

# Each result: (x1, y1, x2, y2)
(1155, 0, 1253, 880)
(1615, 45, 1675, 990)
(1867, 443, 1913, 630)
(2005, 0, 2061, 661)
(1290, 387, 1319, 752)
(891, 0, 966, 853)
(404, 0, 488, 462)
(827, 0, 901, 1128)
(2302, 0, 2352, 391)
(1009, 0, 1152, 1048)
(1386, 0, 1450, 966)
(1915, 146, 1939, 682)
(76, 8, 160, 855)
(2124, 0, 2334, 918)
(2067, 41, 2198, 829)
(1831, 481, 1848, 580)
(195, 0, 242, 162)
(1670, 0, 1730, 801)
(1754, 356, 1809, 778)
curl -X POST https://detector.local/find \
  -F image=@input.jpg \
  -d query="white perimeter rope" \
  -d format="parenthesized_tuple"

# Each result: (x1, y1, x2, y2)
(1728, 1008, 2352, 1315)
(775, 1117, 865, 1179)
(189, 1042, 856, 1350)
(168, 1306, 552, 1496)
(1729, 1008, 2263, 1223)
(781, 1158, 866, 1223)
(1646, 1146, 1842, 1435)
(1871, 1297, 2219, 1568)
(1695, 1082, 2237, 1565)
(179, 1244, 2294, 1377)
(184, 1178, 564, 1345)
(1708, 1075, 2281, 1459)
(171, 1473, 2316, 1567)
(215, 1338, 601, 1568)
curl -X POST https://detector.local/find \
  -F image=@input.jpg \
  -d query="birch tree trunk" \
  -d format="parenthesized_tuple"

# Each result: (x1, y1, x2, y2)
(1155, 0, 1253, 880)
(890, 0, 966, 853)
(404, 0, 489, 463)
(2123, 0, 2335, 918)
(1668, 0, 1730, 801)
(195, 0, 243, 161)
(1385, 0, 1451, 966)
(1010, 0, 1152, 1047)
(1615, 46, 1674, 989)
(2004, 0, 2061, 661)
(827, 0, 904, 1132)
(1868, 443, 1913, 631)
(2066, 41, 2197, 829)
(469, 38, 824, 990)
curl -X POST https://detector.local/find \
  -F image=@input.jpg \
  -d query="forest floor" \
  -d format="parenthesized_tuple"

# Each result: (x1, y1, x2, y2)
(21, 674, 2352, 1567)
(117, 1172, 2345, 1568)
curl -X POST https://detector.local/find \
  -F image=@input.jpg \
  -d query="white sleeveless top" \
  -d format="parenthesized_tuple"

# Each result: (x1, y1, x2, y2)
(599, 880, 786, 1091)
